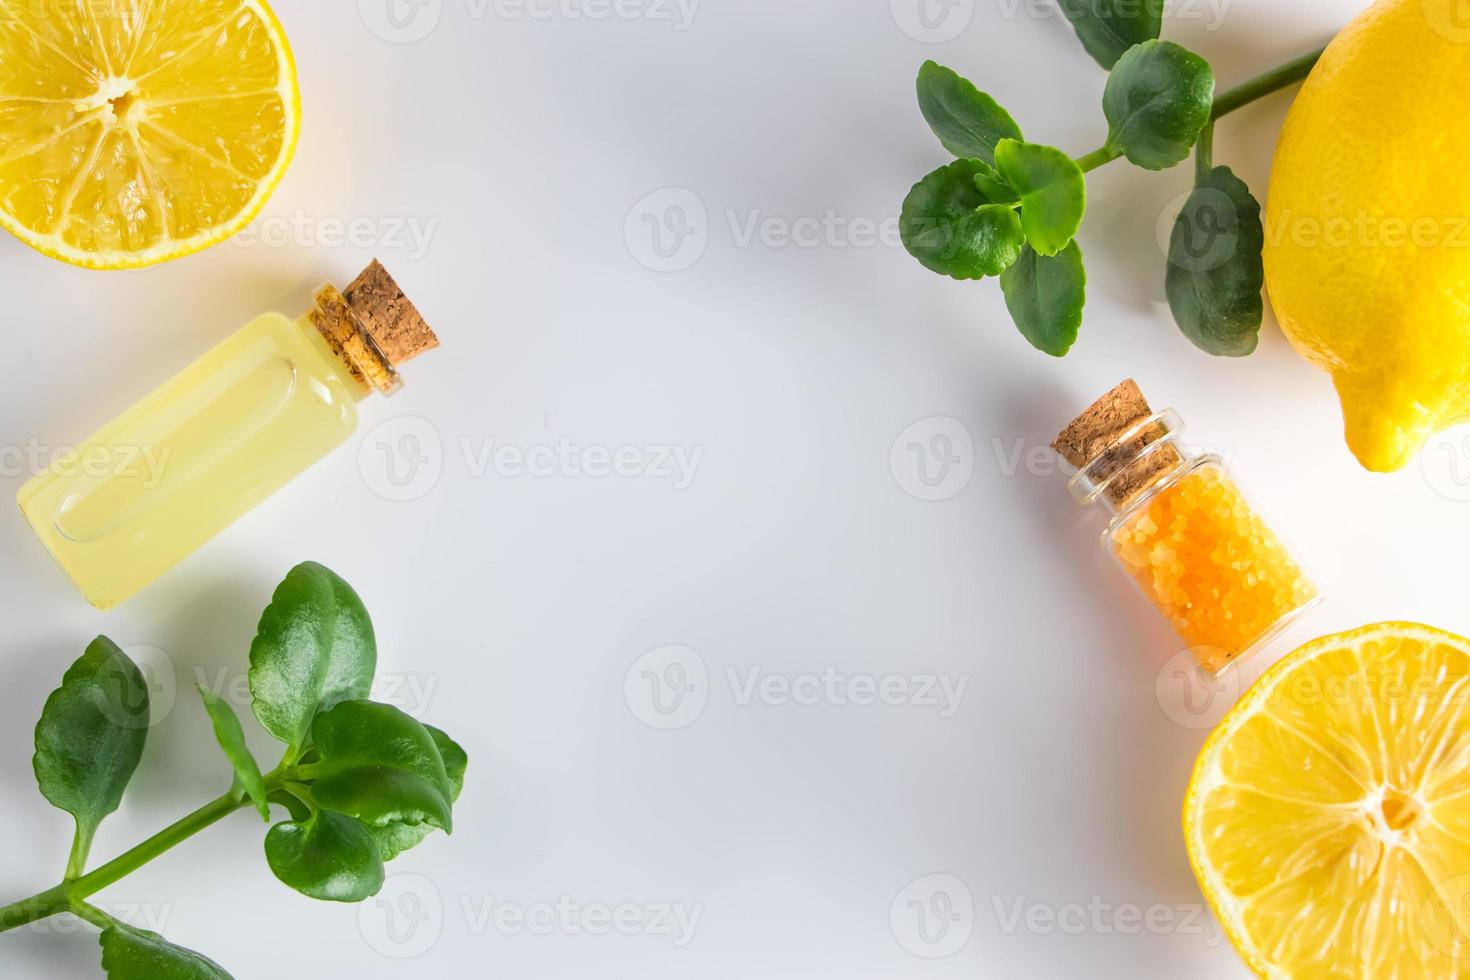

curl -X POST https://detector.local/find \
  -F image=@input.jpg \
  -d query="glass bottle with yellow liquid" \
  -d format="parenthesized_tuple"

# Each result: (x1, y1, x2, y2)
(18, 261, 438, 609)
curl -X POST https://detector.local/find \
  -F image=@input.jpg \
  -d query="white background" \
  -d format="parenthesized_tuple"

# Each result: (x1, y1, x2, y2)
(5, 0, 1465, 977)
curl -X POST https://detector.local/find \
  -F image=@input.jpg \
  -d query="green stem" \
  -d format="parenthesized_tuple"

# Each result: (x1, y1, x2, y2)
(65, 820, 96, 881)
(1210, 46, 1327, 120)
(69, 902, 115, 931)
(0, 794, 247, 934)
(69, 794, 245, 901)
(1195, 122, 1215, 182)
(0, 884, 70, 933)
(1072, 45, 1327, 175)
(1075, 146, 1121, 173)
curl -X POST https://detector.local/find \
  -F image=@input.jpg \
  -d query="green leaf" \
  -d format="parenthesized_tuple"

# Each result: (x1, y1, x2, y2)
(99, 922, 233, 979)
(249, 562, 376, 755)
(916, 61, 1024, 165)
(1058, 0, 1164, 69)
(1103, 40, 1215, 171)
(268, 789, 311, 823)
(901, 161, 1026, 280)
(993, 140, 1086, 256)
(1166, 165, 1265, 357)
(197, 686, 270, 822)
(970, 161, 1018, 205)
(1000, 241, 1088, 357)
(264, 810, 385, 903)
(369, 726, 468, 861)
(308, 701, 454, 832)
(34, 638, 149, 865)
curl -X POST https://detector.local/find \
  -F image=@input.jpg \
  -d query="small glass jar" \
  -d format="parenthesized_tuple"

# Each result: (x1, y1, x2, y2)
(1062, 402, 1320, 676)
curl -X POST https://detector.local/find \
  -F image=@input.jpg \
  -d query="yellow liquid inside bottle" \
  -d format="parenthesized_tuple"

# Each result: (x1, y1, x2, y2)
(18, 313, 365, 609)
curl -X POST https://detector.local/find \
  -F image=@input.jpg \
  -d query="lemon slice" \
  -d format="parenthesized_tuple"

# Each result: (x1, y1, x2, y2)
(1185, 622, 1470, 978)
(0, 0, 299, 269)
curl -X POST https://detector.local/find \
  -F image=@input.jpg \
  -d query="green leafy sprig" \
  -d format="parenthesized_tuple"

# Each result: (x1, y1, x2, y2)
(0, 562, 468, 979)
(900, 4, 1326, 357)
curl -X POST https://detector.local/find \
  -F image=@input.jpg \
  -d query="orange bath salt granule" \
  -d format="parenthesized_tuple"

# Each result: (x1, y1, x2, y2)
(1109, 464, 1317, 671)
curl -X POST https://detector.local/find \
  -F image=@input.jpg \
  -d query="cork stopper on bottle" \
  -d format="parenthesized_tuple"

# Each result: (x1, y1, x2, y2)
(309, 259, 439, 395)
(343, 259, 439, 366)
(1053, 379, 1182, 508)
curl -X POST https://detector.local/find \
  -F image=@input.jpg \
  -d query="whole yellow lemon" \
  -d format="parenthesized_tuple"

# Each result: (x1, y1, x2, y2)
(1264, 0, 1470, 472)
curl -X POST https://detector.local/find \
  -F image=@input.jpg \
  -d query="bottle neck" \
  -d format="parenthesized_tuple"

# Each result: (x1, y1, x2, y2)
(295, 316, 373, 402)
(302, 283, 403, 398)
(1066, 408, 1191, 516)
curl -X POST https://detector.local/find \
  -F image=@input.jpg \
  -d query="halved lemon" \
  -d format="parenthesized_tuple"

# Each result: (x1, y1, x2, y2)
(1185, 622, 1470, 978)
(0, 0, 300, 269)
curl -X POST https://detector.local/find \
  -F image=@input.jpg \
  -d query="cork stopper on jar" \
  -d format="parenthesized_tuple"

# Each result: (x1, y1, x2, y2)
(309, 259, 439, 395)
(1053, 379, 1182, 508)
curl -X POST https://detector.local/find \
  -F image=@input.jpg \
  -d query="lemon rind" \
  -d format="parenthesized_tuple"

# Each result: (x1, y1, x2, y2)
(0, 0, 301, 271)
(1182, 621, 1470, 979)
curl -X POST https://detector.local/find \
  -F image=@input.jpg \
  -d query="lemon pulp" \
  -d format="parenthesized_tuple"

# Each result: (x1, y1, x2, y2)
(0, 0, 299, 268)
(1186, 623, 1470, 978)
